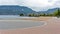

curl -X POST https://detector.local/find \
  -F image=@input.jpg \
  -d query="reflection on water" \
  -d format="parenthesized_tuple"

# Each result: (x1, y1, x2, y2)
(0, 20, 45, 29)
(0, 15, 35, 19)
(0, 15, 20, 18)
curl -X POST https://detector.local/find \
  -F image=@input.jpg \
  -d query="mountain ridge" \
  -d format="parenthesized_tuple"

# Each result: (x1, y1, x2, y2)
(0, 5, 59, 15)
(0, 5, 36, 15)
(37, 8, 59, 14)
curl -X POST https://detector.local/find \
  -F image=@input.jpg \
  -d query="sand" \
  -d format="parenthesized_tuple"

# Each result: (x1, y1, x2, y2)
(0, 17, 60, 34)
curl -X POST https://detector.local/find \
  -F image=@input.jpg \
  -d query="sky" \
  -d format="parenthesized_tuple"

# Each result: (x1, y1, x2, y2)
(0, 0, 60, 12)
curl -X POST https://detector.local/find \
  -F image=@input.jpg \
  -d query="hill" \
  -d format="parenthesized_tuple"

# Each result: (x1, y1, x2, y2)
(0, 5, 36, 15)
(37, 8, 59, 14)
(0, 5, 59, 16)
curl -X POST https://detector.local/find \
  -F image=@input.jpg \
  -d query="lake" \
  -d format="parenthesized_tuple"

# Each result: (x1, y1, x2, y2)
(0, 15, 46, 29)
(0, 15, 35, 19)
(0, 20, 45, 29)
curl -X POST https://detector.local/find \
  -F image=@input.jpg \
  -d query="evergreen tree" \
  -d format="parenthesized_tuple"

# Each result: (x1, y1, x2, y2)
(20, 13, 24, 16)
(58, 8, 60, 16)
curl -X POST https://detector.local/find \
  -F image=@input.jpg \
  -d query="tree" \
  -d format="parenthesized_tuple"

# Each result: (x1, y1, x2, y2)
(53, 8, 60, 16)
(58, 8, 60, 16)
(34, 14, 40, 17)
(48, 14, 53, 16)
(28, 13, 40, 17)
(53, 9, 58, 16)
(28, 14, 34, 17)
(53, 8, 60, 18)
(39, 13, 46, 16)
(20, 13, 24, 16)
(28, 14, 32, 16)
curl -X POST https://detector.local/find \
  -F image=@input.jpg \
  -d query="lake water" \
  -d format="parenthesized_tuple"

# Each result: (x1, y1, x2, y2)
(0, 20, 45, 29)
(0, 15, 35, 19)
(0, 15, 45, 29)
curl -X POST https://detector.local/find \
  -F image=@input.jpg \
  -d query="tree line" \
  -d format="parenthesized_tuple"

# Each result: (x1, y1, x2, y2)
(19, 8, 60, 17)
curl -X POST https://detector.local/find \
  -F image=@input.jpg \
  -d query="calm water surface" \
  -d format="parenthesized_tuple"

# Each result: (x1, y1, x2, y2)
(0, 15, 35, 18)
(0, 20, 45, 29)
(0, 15, 45, 29)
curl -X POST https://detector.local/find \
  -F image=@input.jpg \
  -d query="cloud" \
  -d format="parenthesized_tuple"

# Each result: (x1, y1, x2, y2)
(0, 0, 60, 12)
(21, 0, 60, 11)
(0, 0, 19, 5)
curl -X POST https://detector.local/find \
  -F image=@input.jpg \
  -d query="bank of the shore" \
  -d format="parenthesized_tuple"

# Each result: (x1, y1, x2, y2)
(0, 16, 52, 21)
(20, 17, 54, 21)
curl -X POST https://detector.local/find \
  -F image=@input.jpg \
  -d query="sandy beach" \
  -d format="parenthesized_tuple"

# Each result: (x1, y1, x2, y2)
(0, 17, 60, 34)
